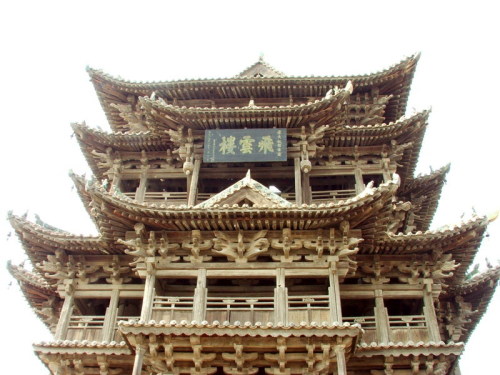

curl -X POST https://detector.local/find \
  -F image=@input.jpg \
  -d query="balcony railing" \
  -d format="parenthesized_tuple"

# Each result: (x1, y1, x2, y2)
(344, 315, 428, 343)
(151, 296, 194, 322)
(205, 296, 275, 324)
(288, 295, 330, 323)
(66, 315, 106, 341)
(282, 189, 357, 203)
(122, 189, 357, 205)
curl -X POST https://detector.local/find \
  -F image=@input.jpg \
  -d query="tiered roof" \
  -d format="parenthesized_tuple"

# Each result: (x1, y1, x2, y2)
(88, 54, 420, 132)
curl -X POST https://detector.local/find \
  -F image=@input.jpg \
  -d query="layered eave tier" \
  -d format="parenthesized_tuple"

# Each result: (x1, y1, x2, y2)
(8, 213, 110, 266)
(397, 164, 450, 231)
(85, 176, 400, 239)
(72, 110, 430, 185)
(442, 266, 500, 342)
(7, 262, 62, 327)
(376, 215, 492, 284)
(88, 54, 419, 132)
(137, 83, 353, 130)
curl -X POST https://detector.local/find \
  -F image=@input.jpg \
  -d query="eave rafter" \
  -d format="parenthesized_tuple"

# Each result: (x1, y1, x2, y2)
(88, 54, 419, 132)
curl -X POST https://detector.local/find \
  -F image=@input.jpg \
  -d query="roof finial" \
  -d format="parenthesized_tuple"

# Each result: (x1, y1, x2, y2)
(259, 53, 264, 62)
(245, 169, 252, 182)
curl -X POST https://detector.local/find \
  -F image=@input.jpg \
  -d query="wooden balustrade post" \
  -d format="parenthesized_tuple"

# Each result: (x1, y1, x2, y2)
(193, 268, 207, 322)
(294, 157, 303, 205)
(187, 157, 202, 206)
(374, 290, 390, 344)
(423, 280, 441, 342)
(101, 289, 120, 342)
(55, 292, 74, 340)
(274, 268, 288, 324)
(328, 261, 343, 323)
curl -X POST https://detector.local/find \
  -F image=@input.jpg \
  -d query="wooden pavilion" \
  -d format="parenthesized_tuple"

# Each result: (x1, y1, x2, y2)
(8, 55, 499, 374)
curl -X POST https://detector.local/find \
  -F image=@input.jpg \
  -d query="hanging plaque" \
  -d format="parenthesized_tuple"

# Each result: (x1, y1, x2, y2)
(203, 128, 287, 163)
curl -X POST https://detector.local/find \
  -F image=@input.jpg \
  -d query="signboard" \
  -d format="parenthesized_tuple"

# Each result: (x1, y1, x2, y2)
(203, 129, 287, 163)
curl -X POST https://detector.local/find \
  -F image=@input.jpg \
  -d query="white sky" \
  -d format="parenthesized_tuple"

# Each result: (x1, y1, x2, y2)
(0, 1, 499, 373)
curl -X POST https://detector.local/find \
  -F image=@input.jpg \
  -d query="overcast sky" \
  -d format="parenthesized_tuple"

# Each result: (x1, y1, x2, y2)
(0, 1, 499, 373)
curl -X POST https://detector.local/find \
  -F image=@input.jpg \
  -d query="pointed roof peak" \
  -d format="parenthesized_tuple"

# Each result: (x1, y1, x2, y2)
(235, 57, 285, 78)
(195, 171, 292, 209)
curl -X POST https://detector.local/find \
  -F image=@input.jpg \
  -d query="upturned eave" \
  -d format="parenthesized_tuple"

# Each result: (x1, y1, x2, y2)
(398, 164, 450, 231)
(86, 176, 399, 236)
(88, 54, 419, 132)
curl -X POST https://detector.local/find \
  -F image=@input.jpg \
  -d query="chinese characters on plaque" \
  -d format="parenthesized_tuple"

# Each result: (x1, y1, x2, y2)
(203, 129, 287, 163)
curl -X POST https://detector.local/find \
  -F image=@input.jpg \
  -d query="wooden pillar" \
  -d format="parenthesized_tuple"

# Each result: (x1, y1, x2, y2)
(187, 158, 202, 206)
(354, 168, 364, 194)
(328, 262, 343, 323)
(140, 264, 156, 322)
(132, 346, 146, 375)
(193, 268, 207, 322)
(274, 268, 288, 324)
(102, 289, 120, 342)
(335, 345, 347, 375)
(55, 293, 74, 340)
(133, 264, 156, 375)
(423, 280, 441, 342)
(294, 157, 303, 205)
(301, 171, 311, 204)
(374, 290, 390, 344)
(135, 167, 148, 202)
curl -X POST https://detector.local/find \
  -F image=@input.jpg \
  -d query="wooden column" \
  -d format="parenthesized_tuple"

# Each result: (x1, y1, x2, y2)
(301, 171, 311, 204)
(274, 268, 288, 324)
(140, 262, 156, 321)
(328, 262, 343, 323)
(335, 345, 347, 375)
(54, 293, 74, 340)
(354, 168, 364, 194)
(193, 268, 207, 322)
(423, 280, 441, 342)
(101, 289, 120, 342)
(187, 158, 202, 206)
(374, 290, 390, 344)
(132, 263, 156, 375)
(132, 346, 146, 375)
(135, 167, 148, 202)
(294, 157, 303, 205)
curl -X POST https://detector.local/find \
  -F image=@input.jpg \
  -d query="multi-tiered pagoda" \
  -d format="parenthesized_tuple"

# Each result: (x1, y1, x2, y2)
(8, 55, 499, 374)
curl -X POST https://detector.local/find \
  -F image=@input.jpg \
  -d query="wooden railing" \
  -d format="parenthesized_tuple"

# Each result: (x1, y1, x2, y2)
(343, 315, 428, 343)
(151, 296, 194, 322)
(389, 315, 428, 343)
(66, 315, 106, 341)
(206, 296, 274, 324)
(281, 189, 357, 203)
(288, 295, 330, 323)
(122, 189, 357, 205)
